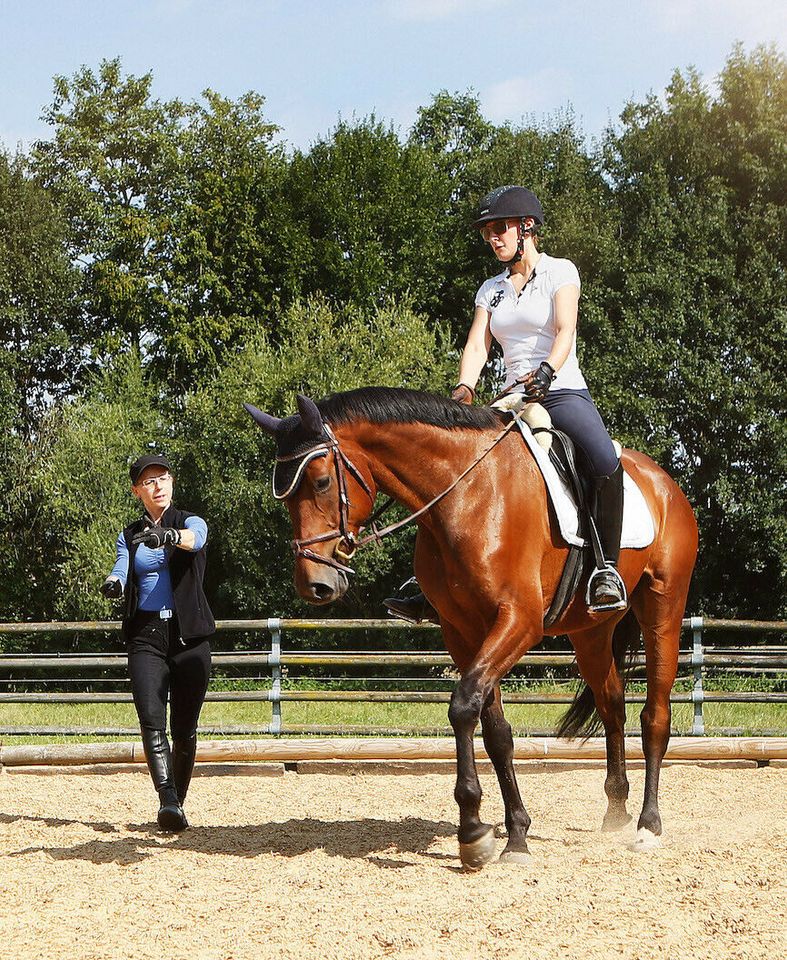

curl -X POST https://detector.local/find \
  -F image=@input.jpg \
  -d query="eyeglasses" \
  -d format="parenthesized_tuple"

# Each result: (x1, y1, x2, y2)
(137, 472, 173, 490)
(479, 219, 514, 242)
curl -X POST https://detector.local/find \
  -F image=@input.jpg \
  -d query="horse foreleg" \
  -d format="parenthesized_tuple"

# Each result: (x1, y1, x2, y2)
(480, 685, 532, 863)
(448, 677, 496, 870)
(446, 609, 540, 871)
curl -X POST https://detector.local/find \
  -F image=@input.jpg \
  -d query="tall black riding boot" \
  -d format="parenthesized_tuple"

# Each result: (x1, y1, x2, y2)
(140, 728, 188, 832)
(172, 735, 197, 807)
(383, 577, 440, 624)
(588, 462, 627, 611)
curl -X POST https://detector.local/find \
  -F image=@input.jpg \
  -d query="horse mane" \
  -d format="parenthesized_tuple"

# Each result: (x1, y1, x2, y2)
(316, 387, 504, 432)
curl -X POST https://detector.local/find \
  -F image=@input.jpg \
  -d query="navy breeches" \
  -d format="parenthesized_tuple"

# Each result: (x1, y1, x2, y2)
(540, 388, 619, 479)
(127, 611, 212, 739)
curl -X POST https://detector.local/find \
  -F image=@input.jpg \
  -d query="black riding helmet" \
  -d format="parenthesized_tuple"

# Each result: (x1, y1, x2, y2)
(473, 185, 544, 267)
(472, 185, 544, 230)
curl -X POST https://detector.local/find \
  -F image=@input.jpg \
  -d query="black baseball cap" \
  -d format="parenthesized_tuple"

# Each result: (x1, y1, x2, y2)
(129, 454, 173, 485)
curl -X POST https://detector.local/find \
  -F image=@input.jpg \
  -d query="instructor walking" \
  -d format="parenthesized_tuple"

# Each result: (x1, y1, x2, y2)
(101, 453, 214, 832)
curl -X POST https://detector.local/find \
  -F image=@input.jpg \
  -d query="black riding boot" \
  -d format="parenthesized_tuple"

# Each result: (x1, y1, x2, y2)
(588, 462, 627, 611)
(383, 577, 440, 624)
(141, 728, 188, 832)
(172, 735, 197, 807)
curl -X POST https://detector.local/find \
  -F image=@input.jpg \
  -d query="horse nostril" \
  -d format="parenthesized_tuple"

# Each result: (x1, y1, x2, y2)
(311, 582, 334, 602)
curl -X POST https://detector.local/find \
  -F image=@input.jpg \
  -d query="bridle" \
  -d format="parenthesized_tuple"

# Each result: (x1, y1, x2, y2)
(282, 409, 528, 576)
(284, 424, 375, 575)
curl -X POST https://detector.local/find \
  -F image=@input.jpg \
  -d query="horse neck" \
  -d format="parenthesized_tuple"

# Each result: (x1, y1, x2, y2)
(338, 419, 520, 515)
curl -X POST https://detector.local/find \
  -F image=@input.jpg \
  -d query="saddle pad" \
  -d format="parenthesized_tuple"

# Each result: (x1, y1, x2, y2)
(513, 418, 655, 549)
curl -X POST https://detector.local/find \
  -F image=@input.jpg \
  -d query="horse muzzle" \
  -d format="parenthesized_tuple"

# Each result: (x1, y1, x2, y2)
(296, 563, 349, 605)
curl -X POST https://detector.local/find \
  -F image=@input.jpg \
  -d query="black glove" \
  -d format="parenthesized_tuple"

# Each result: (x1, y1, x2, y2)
(450, 383, 475, 405)
(131, 525, 181, 549)
(520, 362, 556, 401)
(100, 577, 123, 600)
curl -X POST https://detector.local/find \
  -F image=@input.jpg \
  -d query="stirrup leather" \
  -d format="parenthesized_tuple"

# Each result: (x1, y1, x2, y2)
(585, 565, 628, 612)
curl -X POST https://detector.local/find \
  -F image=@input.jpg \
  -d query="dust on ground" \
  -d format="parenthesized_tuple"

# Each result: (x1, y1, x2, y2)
(1, 761, 784, 960)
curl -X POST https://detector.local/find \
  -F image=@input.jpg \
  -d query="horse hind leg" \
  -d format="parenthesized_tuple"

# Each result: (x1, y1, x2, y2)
(565, 610, 640, 833)
(629, 576, 686, 850)
(480, 684, 532, 864)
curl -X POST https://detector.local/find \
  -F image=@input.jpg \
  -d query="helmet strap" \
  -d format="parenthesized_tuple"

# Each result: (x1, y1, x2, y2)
(503, 217, 531, 267)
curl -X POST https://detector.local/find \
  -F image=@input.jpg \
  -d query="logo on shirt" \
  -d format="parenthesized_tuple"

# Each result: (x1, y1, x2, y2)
(489, 290, 505, 309)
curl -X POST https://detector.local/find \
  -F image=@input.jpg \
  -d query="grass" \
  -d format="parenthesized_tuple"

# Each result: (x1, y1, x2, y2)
(0, 691, 784, 744)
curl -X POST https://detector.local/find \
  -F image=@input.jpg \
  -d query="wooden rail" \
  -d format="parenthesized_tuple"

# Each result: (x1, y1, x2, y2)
(0, 617, 784, 739)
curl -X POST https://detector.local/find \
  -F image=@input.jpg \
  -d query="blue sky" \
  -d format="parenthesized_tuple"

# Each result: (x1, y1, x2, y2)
(1, 0, 784, 153)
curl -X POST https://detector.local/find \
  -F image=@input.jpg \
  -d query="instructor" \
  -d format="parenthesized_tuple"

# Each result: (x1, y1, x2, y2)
(101, 453, 214, 832)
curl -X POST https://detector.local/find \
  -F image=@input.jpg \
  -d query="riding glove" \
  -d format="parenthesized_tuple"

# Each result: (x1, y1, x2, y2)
(450, 383, 475, 405)
(100, 576, 123, 599)
(131, 526, 181, 549)
(520, 362, 556, 401)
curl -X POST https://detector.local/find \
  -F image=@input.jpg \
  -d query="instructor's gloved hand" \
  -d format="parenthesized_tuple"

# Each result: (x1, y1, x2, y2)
(131, 525, 181, 549)
(100, 576, 123, 600)
(520, 362, 556, 402)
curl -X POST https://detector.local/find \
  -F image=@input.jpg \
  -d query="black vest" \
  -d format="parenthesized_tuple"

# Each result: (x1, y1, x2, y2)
(122, 504, 215, 641)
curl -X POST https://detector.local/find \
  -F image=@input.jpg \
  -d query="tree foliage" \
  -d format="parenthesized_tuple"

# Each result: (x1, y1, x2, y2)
(0, 45, 784, 643)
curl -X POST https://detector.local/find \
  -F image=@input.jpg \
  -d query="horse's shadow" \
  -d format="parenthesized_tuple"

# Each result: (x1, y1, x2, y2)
(4, 813, 457, 867)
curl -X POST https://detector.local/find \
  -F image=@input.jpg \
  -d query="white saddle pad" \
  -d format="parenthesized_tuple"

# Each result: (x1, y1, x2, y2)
(511, 416, 655, 550)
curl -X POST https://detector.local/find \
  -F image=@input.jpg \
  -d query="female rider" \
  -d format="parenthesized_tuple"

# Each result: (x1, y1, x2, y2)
(385, 185, 626, 621)
(101, 453, 214, 831)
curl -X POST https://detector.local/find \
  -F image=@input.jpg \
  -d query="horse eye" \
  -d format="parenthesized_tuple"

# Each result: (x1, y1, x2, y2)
(314, 475, 332, 493)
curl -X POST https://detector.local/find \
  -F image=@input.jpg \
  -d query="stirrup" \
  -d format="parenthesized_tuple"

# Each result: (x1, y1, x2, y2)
(586, 565, 628, 612)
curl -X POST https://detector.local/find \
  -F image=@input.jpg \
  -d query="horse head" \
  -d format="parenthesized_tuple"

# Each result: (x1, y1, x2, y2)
(245, 394, 376, 604)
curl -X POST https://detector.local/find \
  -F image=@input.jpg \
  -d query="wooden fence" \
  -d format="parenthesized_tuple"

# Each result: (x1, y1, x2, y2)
(0, 617, 784, 739)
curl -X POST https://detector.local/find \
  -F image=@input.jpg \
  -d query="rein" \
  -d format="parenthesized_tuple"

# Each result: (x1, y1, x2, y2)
(287, 409, 528, 574)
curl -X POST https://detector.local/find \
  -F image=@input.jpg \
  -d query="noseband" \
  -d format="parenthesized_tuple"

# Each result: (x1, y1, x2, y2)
(281, 424, 374, 575)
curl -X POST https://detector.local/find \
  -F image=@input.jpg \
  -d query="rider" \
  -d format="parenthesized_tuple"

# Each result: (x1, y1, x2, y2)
(384, 185, 626, 621)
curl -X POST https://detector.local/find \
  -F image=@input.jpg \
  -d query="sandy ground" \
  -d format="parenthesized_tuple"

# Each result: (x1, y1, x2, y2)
(0, 761, 785, 960)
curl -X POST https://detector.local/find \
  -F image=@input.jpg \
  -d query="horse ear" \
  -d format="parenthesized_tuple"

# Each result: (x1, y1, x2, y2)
(296, 394, 324, 437)
(244, 403, 285, 436)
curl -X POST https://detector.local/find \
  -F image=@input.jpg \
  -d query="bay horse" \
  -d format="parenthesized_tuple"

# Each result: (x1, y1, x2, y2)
(246, 387, 698, 870)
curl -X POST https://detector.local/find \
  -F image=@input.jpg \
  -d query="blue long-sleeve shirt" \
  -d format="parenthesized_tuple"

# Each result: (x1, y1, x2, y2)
(109, 516, 208, 612)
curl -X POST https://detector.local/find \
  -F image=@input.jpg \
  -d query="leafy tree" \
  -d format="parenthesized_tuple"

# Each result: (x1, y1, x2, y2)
(31, 59, 287, 386)
(286, 116, 454, 317)
(600, 44, 786, 616)
(177, 295, 455, 621)
(0, 151, 80, 433)
(12, 355, 166, 633)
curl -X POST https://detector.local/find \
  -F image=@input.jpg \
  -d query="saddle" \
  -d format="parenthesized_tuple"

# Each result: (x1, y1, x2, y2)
(491, 395, 619, 626)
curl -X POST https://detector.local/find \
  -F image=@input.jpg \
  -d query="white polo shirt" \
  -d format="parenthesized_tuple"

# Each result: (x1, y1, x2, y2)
(475, 252, 587, 391)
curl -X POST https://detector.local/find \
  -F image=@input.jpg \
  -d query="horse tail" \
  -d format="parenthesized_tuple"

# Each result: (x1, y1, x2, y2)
(556, 608, 641, 740)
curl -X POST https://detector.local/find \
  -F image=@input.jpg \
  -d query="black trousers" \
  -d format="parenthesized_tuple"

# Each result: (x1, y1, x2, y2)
(127, 611, 212, 739)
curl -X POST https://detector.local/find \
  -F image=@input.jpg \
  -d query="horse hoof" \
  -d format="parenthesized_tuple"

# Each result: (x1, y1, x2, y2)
(459, 827, 496, 872)
(602, 811, 633, 832)
(629, 827, 661, 851)
(498, 848, 532, 866)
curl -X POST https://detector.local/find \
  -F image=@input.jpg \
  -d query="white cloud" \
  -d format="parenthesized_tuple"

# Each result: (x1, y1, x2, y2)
(482, 70, 573, 124)
(388, 0, 513, 23)
(654, 0, 786, 42)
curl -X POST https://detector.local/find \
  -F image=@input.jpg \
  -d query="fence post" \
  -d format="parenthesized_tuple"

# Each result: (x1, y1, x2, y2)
(267, 618, 282, 735)
(691, 616, 704, 736)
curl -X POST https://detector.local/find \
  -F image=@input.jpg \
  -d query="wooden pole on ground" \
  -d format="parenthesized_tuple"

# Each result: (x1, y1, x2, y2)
(1, 736, 785, 768)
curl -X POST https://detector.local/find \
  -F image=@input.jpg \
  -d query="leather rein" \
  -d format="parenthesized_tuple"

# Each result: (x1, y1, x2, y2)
(285, 410, 527, 575)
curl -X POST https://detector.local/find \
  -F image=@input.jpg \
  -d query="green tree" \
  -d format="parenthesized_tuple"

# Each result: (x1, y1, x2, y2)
(600, 45, 786, 617)
(0, 151, 80, 433)
(177, 295, 455, 620)
(31, 59, 287, 386)
(11, 355, 165, 633)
